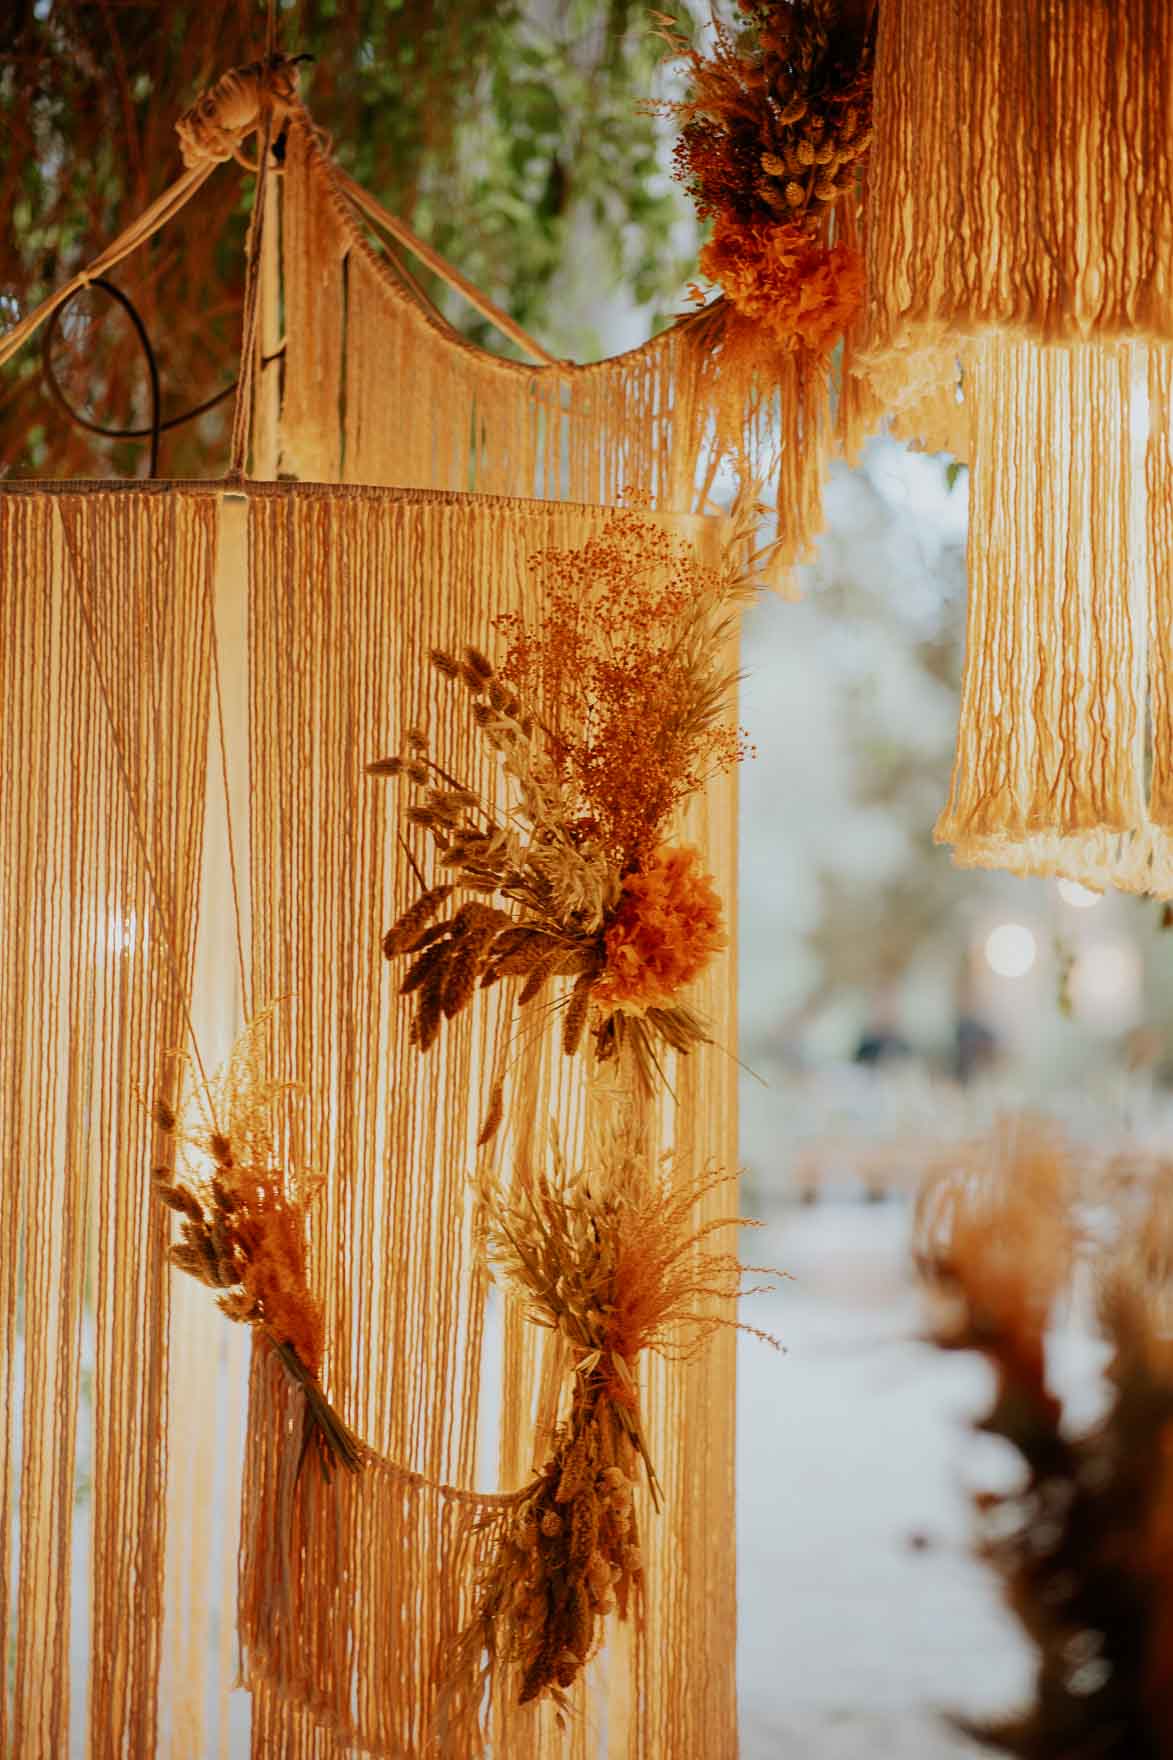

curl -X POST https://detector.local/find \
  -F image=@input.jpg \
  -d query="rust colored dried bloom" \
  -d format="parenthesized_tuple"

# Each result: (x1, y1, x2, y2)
(594, 845, 726, 1011)
(699, 214, 864, 356)
(151, 1012, 360, 1475)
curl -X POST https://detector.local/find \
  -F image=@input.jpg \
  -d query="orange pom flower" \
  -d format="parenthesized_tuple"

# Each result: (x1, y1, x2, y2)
(699, 214, 865, 356)
(595, 846, 726, 1011)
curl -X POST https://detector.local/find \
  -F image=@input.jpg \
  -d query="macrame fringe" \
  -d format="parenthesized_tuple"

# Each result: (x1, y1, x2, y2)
(277, 111, 842, 590)
(934, 338, 1173, 896)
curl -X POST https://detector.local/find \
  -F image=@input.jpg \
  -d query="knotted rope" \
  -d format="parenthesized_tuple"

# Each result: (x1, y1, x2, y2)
(175, 52, 310, 170)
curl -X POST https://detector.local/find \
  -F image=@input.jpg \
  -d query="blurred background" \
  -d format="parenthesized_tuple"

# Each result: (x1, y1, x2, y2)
(8, 3, 1173, 1754)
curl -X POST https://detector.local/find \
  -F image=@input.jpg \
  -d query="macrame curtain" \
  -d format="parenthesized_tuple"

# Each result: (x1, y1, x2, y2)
(277, 109, 835, 583)
(0, 481, 738, 1757)
(863, 0, 1173, 893)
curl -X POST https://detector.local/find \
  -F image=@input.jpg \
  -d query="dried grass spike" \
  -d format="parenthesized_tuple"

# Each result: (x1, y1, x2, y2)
(399, 939, 449, 994)
(562, 971, 594, 1057)
(478, 1079, 505, 1148)
(382, 883, 454, 958)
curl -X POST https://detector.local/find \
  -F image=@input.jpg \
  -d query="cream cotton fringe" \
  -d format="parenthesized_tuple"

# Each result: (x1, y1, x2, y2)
(862, 0, 1173, 893)
(0, 482, 740, 1759)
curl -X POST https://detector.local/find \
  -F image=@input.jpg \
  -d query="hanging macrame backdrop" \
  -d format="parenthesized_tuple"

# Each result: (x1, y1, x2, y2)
(0, 481, 739, 1759)
(862, 0, 1173, 892)
(277, 110, 838, 584)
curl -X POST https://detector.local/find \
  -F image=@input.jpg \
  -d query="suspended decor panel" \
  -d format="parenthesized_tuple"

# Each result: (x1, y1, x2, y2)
(864, 0, 1173, 371)
(230, 484, 739, 1758)
(932, 339, 1173, 895)
(0, 486, 219, 1755)
(277, 116, 829, 584)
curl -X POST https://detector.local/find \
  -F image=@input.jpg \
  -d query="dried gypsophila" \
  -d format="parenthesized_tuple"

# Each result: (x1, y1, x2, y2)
(444, 1128, 780, 1714)
(150, 1010, 361, 1478)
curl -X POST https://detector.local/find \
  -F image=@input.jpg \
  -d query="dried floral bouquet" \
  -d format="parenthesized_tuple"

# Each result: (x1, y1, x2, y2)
(151, 1013, 362, 1477)
(371, 503, 757, 1133)
(658, 0, 873, 356)
(443, 1128, 775, 1715)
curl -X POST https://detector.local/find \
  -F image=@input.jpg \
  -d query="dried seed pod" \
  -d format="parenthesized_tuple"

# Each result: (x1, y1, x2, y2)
(405, 726, 429, 752)
(477, 1079, 505, 1148)
(152, 1099, 177, 1132)
(570, 1491, 599, 1568)
(464, 645, 494, 681)
(553, 1649, 581, 1689)
(540, 1509, 563, 1539)
(398, 938, 449, 994)
(442, 941, 488, 1020)
(562, 971, 594, 1058)
(796, 138, 815, 166)
(760, 150, 786, 176)
(168, 1241, 208, 1278)
(404, 919, 449, 955)
(412, 971, 445, 1052)
(209, 1132, 233, 1167)
(556, 1425, 592, 1503)
(566, 1582, 593, 1660)
(518, 945, 567, 1005)
(382, 884, 455, 958)
(784, 180, 806, 209)
(430, 648, 461, 679)
(814, 138, 836, 165)
(365, 755, 403, 777)
(156, 1183, 204, 1221)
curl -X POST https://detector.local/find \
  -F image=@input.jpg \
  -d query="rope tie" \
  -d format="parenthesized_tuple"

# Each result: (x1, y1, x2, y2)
(175, 53, 308, 169)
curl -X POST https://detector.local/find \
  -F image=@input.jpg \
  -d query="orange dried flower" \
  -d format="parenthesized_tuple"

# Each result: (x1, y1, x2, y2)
(594, 845, 726, 1010)
(699, 214, 864, 356)
(230, 1183, 325, 1374)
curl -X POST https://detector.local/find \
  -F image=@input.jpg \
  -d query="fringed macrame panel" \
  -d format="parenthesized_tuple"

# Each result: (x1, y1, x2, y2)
(933, 339, 1173, 894)
(0, 486, 220, 1754)
(865, 0, 1173, 359)
(277, 115, 831, 582)
(235, 485, 739, 1758)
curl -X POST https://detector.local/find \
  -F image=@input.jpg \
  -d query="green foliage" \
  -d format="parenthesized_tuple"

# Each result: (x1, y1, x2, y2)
(0, 0, 693, 476)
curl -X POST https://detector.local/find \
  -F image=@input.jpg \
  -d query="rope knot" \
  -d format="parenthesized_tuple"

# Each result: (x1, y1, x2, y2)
(175, 53, 308, 169)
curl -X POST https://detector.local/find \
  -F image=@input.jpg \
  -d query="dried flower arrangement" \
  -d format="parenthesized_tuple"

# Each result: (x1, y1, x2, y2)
(151, 1013, 362, 1477)
(444, 1128, 776, 1714)
(370, 503, 756, 1130)
(917, 1134, 1173, 1758)
(658, 0, 872, 356)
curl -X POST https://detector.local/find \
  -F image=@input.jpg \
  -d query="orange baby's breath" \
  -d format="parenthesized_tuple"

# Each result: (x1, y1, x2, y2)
(595, 845, 726, 1010)
(497, 510, 749, 867)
